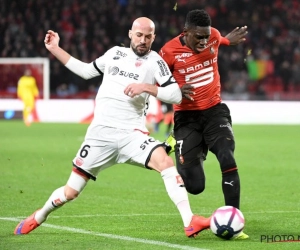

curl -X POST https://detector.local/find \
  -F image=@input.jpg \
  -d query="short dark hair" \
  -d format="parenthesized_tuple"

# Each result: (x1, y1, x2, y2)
(185, 9, 211, 28)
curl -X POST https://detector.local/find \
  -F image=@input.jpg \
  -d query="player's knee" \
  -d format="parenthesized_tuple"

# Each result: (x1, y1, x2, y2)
(148, 146, 175, 172)
(66, 171, 88, 199)
(161, 155, 175, 169)
(184, 180, 205, 195)
(211, 137, 235, 154)
(64, 186, 80, 200)
(211, 137, 236, 168)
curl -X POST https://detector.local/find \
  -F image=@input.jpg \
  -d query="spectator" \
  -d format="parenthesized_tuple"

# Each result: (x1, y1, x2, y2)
(0, 0, 299, 100)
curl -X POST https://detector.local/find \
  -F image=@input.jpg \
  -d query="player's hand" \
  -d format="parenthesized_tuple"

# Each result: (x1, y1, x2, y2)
(44, 30, 60, 50)
(181, 84, 195, 101)
(124, 83, 144, 98)
(225, 26, 248, 45)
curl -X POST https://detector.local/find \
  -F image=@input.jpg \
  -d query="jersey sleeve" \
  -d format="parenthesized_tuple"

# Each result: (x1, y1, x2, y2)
(153, 55, 174, 87)
(93, 46, 116, 74)
(212, 28, 230, 46)
(152, 53, 182, 103)
(159, 46, 175, 72)
(220, 36, 230, 45)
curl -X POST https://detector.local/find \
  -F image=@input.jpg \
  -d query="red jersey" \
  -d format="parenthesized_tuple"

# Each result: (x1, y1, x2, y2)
(160, 28, 230, 111)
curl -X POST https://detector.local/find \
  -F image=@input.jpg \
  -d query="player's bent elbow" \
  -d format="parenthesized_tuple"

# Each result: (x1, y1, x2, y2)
(156, 84, 182, 104)
(172, 91, 182, 104)
(173, 96, 182, 104)
(167, 87, 182, 104)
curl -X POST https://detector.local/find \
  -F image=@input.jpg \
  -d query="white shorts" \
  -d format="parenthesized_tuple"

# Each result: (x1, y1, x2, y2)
(72, 125, 164, 180)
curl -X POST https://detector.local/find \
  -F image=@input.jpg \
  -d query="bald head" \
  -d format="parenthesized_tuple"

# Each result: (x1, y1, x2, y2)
(129, 17, 156, 57)
(131, 17, 155, 34)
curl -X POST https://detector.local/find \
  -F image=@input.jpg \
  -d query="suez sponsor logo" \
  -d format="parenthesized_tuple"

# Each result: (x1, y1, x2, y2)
(157, 60, 170, 77)
(108, 66, 139, 80)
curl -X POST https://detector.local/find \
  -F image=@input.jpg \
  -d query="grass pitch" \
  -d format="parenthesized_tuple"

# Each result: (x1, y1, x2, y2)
(1, 121, 300, 250)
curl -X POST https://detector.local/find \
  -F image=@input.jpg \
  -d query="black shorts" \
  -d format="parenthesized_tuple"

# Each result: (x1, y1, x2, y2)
(173, 103, 234, 165)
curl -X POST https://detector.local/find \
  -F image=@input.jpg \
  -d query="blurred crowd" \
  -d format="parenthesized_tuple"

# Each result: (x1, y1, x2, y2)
(1, 0, 300, 100)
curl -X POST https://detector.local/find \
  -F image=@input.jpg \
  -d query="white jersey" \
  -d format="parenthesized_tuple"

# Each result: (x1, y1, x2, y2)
(88, 46, 173, 132)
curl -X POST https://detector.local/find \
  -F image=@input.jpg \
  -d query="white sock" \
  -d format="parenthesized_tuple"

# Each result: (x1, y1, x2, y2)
(34, 186, 68, 224)
(34, 172, 87, 224)
(161, 167, 193, 227)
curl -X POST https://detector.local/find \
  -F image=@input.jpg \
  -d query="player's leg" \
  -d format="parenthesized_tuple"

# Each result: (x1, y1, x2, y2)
(173, 125, 208, 195)
(38, 169, 91, 219)
(14, 171, 89, 235)
(203, 103, 240, 209)
(22, 97, 34, 126)
(14, 135, 111, 235)
(122, 130, 210, 237)
(210, 137, 240, 208)
(171, 110, 208, 194)
(204, 104, 249, 240)
(210, 135, 249, 240)
(149, 146, 210, 237)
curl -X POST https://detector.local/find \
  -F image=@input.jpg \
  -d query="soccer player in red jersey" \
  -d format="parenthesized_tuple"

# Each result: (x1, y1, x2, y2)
(160, 9, 249, 239)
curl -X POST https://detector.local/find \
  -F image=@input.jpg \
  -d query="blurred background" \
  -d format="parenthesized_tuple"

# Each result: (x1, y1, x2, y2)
(0, 0, 299, 100)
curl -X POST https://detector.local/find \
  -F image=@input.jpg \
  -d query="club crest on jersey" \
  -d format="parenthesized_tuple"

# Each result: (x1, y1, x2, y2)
(135, 59, 143, 67)
(210, 47, 215, 54)
(76, 157, 84, 166)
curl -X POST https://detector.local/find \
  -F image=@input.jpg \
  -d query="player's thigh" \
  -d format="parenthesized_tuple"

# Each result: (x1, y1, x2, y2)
(73, 138, 117, 179)
(177, 158, 205, 181)
(178, 162, 206, 194)
(174, 129, 206, 190)
(174, 126, 206, 169)
(119, 130, 164, 169)
(204, 103, 234, 148)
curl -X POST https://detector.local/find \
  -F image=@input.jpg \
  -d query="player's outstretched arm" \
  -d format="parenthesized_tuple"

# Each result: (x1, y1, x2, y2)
(124, 83, 182, 104)
(225, 26, 248, 45)
(44, 30, 99, 80)
(44, 30, 71, 65)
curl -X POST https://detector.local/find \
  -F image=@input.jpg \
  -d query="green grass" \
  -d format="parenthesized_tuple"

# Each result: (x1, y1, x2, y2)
(1, 121, 300, 250)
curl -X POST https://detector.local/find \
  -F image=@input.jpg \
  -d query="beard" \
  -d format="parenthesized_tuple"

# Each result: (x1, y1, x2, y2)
(131, 42, 150, 57)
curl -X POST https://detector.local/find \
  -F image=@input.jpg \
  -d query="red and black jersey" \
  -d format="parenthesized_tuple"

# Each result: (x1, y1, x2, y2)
(159, 28, 230, 111)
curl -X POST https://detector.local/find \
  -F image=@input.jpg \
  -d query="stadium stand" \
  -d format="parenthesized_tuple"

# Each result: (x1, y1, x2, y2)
(0, 0, 299, 100)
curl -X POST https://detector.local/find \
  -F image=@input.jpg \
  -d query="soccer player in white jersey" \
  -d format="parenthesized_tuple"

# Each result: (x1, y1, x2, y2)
(14, 17, 211, 238)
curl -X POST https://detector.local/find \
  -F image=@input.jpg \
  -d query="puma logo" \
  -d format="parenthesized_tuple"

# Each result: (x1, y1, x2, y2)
(177, 58, 186, 63)
(224, 181, 234, 186)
